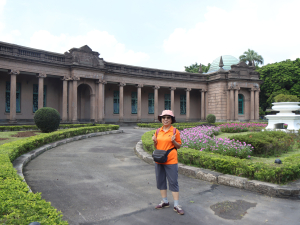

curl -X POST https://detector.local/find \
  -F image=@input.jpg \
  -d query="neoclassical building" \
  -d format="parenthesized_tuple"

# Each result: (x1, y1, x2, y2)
(0, 41, 262, 124)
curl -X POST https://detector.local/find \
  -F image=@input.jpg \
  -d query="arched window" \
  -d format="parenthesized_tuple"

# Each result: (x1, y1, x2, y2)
(238, 94, 244, 114)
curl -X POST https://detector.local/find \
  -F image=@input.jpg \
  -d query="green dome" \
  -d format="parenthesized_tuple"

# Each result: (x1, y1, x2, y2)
(207, 55, 239, 73)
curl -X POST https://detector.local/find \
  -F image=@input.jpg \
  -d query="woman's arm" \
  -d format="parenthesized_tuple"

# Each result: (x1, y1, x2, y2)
(171, 134, 181, 149)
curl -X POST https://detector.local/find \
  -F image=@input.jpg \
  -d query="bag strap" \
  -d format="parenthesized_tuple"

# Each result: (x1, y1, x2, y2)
(156, 128, 160, 137)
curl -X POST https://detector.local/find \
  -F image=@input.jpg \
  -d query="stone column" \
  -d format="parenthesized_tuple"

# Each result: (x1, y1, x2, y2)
(230, 89, 234, 120)
(170, 87, 176, 112)
(96, 80, 106, 123)
(37, 73, 47, 109)
(201, 90, 205, 120)
(250, 89, 255, 121)
(154, 86, 160, 122)
(90, 94, 95, 121)
(234, 89, 239, 121)
(119, 83, 126, 122)
(186, 88, 191, 121)
(227, 90, 230, 121)
(72, 77, 80, 123)
(68, 81, 73, 122)
(137, 84, 143, 122)
(61, 77, 69, 122)
(254, 90, 260, 120)
(9, 70, 20, 123)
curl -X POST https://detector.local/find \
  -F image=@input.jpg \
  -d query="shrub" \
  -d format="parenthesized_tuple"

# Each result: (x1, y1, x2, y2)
(229, 131, 295, 157)
(274, 94, 299, 102)
(206, 114, 216, 123)
(218, 123, 267, 133)
(141, 130, 300, 184)
(180, 126, 252, 159)
(0, 124, 119, 224)
(34, 107, 61, 133)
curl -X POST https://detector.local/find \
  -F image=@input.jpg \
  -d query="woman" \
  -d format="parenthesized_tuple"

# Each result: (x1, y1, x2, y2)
(152, 110, 184, 215)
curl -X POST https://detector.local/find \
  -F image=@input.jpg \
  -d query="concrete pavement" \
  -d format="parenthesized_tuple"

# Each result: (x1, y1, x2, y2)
(24, 127, 300, 225)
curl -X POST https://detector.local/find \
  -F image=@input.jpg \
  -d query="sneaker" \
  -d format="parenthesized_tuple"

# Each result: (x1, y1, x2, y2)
(174, 205, 184, 215)
(155, 201, 170, 209)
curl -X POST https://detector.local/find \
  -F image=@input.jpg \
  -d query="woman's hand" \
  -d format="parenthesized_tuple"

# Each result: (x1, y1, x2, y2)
(152, 134, 157, 145)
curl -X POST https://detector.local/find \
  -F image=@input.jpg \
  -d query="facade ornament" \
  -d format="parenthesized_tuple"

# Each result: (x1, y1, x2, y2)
(198, 63, 203, 73)
(61, 76, 71, 81)
(136, 84, 143, 88)
(96, 79, 107, 84)
(37, 73, 47, 78)
(72, 76, 80, 81)
(9, 70, 20, 76)
(219, 56, 224, 68)
(119, 82, 126, 87)
(154, 85, 160, 89)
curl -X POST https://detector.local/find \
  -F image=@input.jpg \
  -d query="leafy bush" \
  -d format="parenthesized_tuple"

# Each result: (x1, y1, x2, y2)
(218, 123, 267, 133)
(274, 94, 299, 102)
(34, 107, 61, 133)
(137, 122, 224, 130)
(180, 126, 252, 159)
(141, 130, 300, 184)
(0, 124, 119, 224)
(206, 114, 216, 123)
(229, 131, 295, 157)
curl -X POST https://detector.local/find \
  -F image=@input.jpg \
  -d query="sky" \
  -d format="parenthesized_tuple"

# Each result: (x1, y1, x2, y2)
(0, 0, 299, 72)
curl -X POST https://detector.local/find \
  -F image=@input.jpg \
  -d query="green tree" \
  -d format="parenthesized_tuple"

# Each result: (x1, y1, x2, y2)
(257, 58, 300, 110)
(185, 63, 211, 73)
(239, 49, 264, 66)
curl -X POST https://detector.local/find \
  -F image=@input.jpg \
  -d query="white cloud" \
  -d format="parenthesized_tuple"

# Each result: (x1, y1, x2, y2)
(29, 29, 149, 65)
(163, 0, 300, 66)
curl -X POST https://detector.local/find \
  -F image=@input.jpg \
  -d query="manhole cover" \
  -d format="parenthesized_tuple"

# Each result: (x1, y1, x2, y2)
(210, 200, 257, 220)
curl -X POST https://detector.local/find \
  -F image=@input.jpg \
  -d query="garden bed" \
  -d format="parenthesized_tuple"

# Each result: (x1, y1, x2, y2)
(141, 126, 300, 184)
(0, 124, 119, 225)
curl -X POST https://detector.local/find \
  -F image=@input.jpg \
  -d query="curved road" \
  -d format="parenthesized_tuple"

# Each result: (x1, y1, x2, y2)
(24, 127, 300, 225)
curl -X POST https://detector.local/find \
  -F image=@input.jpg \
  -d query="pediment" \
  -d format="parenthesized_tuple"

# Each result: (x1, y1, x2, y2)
(79, 45, 93, 53)
(236, 61, 248, 67)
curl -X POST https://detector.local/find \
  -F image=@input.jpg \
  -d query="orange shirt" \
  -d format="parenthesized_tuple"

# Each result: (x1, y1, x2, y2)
(155, 125, 181, 165)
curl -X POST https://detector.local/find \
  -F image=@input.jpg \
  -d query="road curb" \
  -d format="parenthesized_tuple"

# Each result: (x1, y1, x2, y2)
(134, 140, 300, 199)
(13, 130, 123, 192)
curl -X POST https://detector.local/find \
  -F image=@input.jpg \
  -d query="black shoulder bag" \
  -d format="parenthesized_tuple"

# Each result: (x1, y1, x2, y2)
(152, 128, 177, 163)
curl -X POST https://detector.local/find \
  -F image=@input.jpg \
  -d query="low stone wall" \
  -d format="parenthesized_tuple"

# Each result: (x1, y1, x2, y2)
(134, 140, 300, 199)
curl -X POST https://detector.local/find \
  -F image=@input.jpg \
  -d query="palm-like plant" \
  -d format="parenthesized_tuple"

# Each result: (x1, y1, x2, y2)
(239, 49, 264, 66)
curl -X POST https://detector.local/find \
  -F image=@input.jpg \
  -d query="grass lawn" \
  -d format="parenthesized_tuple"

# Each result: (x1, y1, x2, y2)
(0, 131, 40, 145)
(216, 131, 300, 165)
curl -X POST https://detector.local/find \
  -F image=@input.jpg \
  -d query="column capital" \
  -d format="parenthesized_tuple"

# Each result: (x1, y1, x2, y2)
(72, 76, 80, 81)
(96, 79, 107, 84)
(169, 87, 176, 91)
(200, 89, 207, 92)
(153, 85, 160, 90)
(185, 88, 192, 92)
(9, 70, 20, 76)
(136, 84, 144, 88)
(119, 82, 126, 87)
(61, 76, 72, 81)
(37, 73, 47, 78)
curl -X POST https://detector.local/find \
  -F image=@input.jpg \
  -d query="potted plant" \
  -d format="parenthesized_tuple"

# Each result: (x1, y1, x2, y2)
(271, 94, 300, 115)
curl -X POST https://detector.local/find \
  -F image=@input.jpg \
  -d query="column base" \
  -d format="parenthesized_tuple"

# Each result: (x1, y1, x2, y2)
(72, 120, 79, 124)
(9, 120, 17, 123)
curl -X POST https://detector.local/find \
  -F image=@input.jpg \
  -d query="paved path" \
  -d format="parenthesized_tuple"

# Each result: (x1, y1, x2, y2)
(24, 127, 300, 225)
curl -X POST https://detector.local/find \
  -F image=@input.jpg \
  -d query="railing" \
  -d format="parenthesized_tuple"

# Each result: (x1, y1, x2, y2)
(0, 45, 13, 53)
(45, 54, 65, 62)
(18, 49, 41, 58)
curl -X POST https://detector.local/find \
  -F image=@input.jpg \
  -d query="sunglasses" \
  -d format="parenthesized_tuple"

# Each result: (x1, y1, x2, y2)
(162, 116, 171, 120)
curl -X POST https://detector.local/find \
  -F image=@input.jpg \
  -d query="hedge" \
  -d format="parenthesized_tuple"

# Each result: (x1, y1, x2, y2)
(0, 123, 111, 132)
(0, 124, 119, 224)
(137, 122, 225, 130)
(141, 130, 300, 184)
(0, 123, 109, 132)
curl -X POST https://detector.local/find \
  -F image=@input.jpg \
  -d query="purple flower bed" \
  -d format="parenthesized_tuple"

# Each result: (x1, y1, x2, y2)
(218, 123, 267, 133)
(181, 126, 253, 159)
